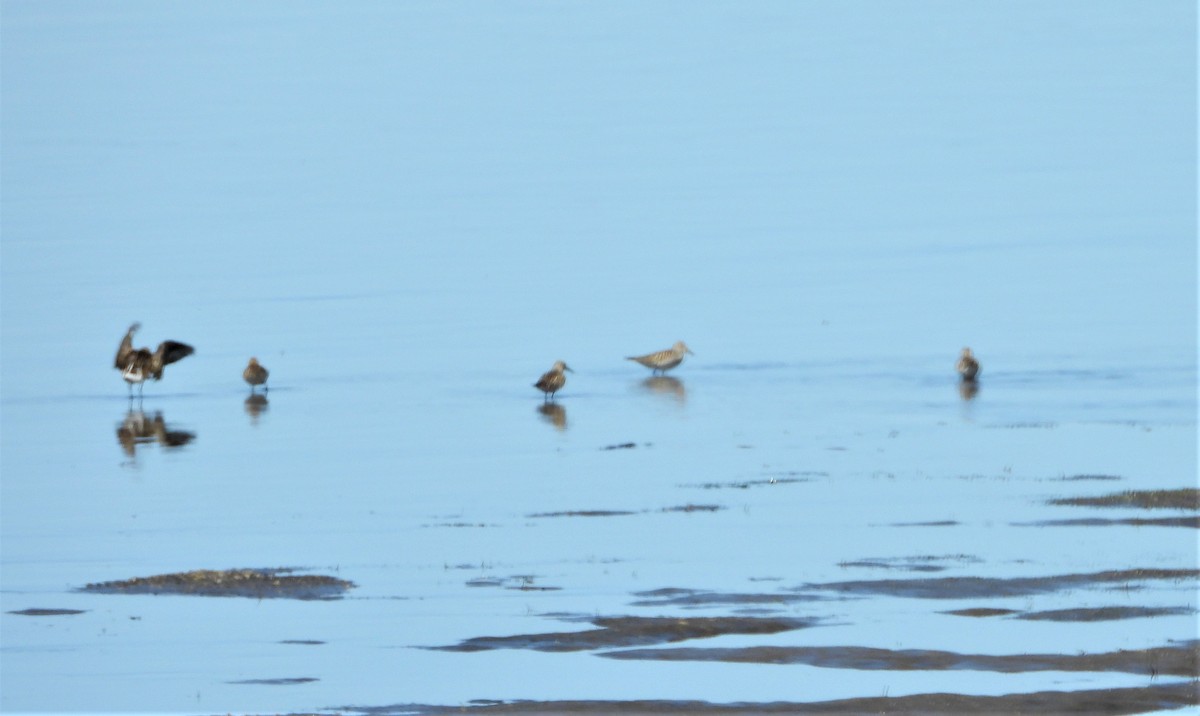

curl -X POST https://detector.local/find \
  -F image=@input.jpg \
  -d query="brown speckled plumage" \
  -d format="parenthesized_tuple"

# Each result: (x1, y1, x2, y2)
(243, 357, 269, 393)
(534, 360, 572, 401)
(627, 341, 693, 374)
(957, 347, 980, 382)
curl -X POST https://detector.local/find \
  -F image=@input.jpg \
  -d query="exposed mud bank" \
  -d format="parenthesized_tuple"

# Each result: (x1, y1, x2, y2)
(600, 640, 1199, 677)
(228, 676, 318, 685)
(796, 568, 1198, 599)
(1022, 516, 1200, 528)
(943, 606, 1194, 621)
(430, 615, 817, 653)
(629, 588, 823, 609)
(80, 568, 354, 600)
(1015, 606, 1196, 621)
(341, 680, 1199, 714)
(1050, 488, 1199, 510)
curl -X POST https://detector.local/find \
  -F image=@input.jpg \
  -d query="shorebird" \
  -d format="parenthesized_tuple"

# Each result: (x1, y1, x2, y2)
(956, 347, 980, 382)
(626, 341, 693, 374)
(533, 360, 572, 401)
(114, 323, 194, 397)
(243, 357, 269, 393)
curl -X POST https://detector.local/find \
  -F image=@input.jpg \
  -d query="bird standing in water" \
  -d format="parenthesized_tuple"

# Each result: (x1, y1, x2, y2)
(243, 357, 269, 393)
(534, 360, 572, 401)
(957, 347, 980, 382)
(114, 323, 194, 397)
(626, 341, 693, 374)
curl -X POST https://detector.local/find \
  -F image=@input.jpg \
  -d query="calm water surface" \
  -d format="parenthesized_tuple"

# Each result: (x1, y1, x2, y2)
(2, 2, 1196, 713)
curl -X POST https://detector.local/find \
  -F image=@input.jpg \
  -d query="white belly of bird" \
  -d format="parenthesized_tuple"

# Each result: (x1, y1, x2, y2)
(122, 364, 146, 384)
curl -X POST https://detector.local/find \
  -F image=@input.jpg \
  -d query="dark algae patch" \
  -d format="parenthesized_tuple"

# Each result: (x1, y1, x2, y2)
(945, 605, 1194, 621)
(227, 676, 319, 685)
(527, 509, 638, 518)
(528, 505, 724, 518)
(660, 504, 723, 513)
(601, 640, 1200, 677)
(7, 608, 86, 616)
(797, 568, 1199, 599)
(465, 574, 560, 591)
(682, 477, 809, 490)
(81, 568, 354, 600)
(1015, 606, 1196, 622)
(431, 615, 816, 653)
(1033, 489, 1200, 527)
(1050, 488, 1200, 510)
(1021, 516, 1199, 528)
(629, 588, 823, 609)
(340, 681, 1198, 714)
(837, 554, 980, 573)
(942, 607, 1017, 617)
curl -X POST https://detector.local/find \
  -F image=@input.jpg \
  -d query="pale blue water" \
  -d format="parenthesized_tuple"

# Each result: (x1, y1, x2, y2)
(2, 1, 1196, 713)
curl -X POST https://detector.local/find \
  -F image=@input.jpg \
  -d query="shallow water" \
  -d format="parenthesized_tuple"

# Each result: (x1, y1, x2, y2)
(1, 2, 1196, 714)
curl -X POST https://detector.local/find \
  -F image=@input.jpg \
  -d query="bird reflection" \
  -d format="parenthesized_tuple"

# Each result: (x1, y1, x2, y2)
(116, 409, 195, 462)
(537, 402, 567, 431)
(958, 380, 980, 401)
(639, 375, 687, 404)
(244, 394, 269, 423)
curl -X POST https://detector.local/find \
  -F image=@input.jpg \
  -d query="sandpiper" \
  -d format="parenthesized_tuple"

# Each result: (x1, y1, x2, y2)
(626, 341, 693, 374)
(956, 347, 980, 382)
(114, 323, 194, 397)
(533, 360, 572, 401)
(243, 357, 269, 393)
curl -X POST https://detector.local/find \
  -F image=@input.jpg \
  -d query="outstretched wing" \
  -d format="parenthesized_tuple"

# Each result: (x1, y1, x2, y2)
(114, 323, 140, 369)
(157, 341, 195, 366)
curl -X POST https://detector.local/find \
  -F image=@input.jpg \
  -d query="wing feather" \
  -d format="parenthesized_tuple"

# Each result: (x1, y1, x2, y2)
(157, 341, 195, 366)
